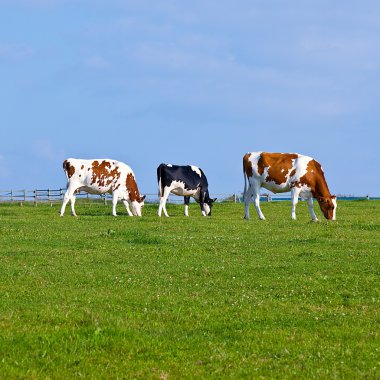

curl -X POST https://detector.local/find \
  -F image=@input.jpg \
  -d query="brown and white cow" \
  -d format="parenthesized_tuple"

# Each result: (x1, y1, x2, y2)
(60, 158, 145, 217)
(243, 152, 337, 221)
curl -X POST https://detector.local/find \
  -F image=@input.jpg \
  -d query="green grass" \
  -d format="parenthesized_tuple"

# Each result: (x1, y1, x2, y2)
(0, 200, 379, 379)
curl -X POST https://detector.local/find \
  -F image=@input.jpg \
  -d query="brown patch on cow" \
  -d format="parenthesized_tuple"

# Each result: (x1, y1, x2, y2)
(126, 173, 142, 202)
(297, 160, 328, 195)
(296, 159, 335, 219)
(81, 165, 84, 170)
(258, 153, 298, 185)
(90, 160, 121, 188)
(63, 160, 75, 178)
(243, 153, 253, 177)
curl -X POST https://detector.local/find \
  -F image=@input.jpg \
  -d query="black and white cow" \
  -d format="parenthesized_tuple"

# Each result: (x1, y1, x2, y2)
(157, 164, 216, 217)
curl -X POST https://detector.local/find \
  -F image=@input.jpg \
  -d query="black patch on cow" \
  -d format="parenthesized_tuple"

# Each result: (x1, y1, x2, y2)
(157, 164, 215, 211)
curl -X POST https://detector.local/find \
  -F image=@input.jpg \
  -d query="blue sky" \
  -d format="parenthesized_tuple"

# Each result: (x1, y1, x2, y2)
(1, 0, 379, 196)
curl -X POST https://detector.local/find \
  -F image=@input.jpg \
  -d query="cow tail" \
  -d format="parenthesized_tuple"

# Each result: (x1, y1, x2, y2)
(243, 157, 248, 202)
(63, 160, 71, 187)
(63, 160, 70, 179)
(157, 164, 163, 198)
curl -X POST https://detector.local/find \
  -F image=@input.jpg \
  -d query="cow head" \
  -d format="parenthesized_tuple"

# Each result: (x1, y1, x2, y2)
(317, 195, 337, 220)
(202, 197, 217, 216)
(130, 195, 146, 217)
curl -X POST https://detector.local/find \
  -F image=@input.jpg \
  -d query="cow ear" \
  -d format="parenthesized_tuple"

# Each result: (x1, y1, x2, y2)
(140, 195, 146, 202)
(212, 198, 217, 203)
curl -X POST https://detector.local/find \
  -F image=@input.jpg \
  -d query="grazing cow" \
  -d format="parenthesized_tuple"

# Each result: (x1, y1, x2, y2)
(243, 152, 337, 221)
(60, 158, 145, 217)
(157, 164, 216, 217)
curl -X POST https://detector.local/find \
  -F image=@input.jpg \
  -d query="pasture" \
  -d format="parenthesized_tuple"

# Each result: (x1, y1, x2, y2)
(0, 200, 379, 379)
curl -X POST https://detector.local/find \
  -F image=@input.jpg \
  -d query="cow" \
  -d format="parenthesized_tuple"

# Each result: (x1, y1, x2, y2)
(60, 158, 145, 217)
(157, 163, 216, 217)
(243, 152, 337, 221)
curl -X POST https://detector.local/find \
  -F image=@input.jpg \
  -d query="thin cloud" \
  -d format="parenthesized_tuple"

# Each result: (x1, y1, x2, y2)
(0, 0, 64, 7)
(0, 43, 33, 61)
(85, 55, 112, 70)
(299, 36, 378, 67)
(33, 140, 63, 161)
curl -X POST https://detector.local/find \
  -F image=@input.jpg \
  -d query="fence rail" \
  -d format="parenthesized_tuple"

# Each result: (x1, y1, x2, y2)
(0, 189, 377, 206)
(0, 189, 244, 205)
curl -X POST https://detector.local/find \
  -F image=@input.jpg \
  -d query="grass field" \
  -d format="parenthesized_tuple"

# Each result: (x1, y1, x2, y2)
(0, 200, 379, 379)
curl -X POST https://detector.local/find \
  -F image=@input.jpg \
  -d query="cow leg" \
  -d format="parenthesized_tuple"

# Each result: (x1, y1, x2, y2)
(123, 200, 133, 216)
(184, 196, 190, 216)
(291, 188, 300, 220)
(251, 185, 265, 220)
(70, 194, 77, 217)
(158, 187, 170, 217)
(111, 192, 118, 216)
(162, 191, 170, 217)
(253, 193, 265, 220)
(199, 191, 206, 217)
(60, 186, 77, 216)
(307, 198, 318, 221)
(244, 186, 253, 220)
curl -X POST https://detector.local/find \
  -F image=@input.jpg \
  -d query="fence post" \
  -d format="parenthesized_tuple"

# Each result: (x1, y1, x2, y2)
(48, 188, 53, 207)
(34, 189, 38, 206)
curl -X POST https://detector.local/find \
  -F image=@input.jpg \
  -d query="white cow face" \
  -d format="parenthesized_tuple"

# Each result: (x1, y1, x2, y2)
(202, 198, 217, 216)
(317, 196, 337, 220)
(130, 196, 146, 217)
(202, 203, 211, 216)
(332, 196, 337, 221)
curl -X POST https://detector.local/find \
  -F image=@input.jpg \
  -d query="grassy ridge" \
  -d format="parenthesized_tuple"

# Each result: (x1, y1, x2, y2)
(0, 200, 379, 379)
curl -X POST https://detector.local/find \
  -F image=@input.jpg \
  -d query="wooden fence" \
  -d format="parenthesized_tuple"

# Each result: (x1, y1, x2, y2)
(0, 189, 271, 206)
(0, 189, 66, 205)
(0, 189, 375, 206)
